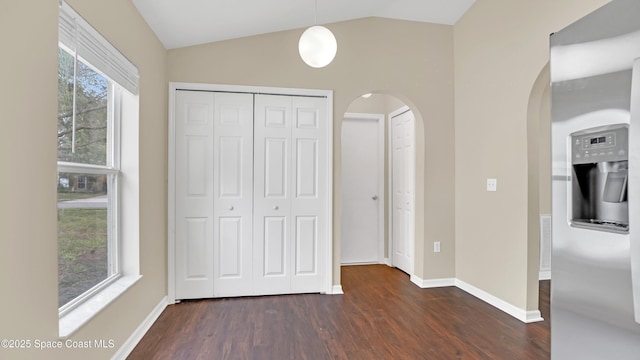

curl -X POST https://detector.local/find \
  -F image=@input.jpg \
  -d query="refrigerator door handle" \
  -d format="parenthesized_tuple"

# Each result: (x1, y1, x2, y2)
(629, 57, 640, 325)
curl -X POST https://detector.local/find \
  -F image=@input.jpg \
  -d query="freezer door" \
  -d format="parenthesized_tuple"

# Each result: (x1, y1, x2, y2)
(630, 58, 640, 324)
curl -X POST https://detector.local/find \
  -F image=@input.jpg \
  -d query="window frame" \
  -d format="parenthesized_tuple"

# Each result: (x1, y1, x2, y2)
(57, 47, 122, 316)
(57, 0, 140, 338)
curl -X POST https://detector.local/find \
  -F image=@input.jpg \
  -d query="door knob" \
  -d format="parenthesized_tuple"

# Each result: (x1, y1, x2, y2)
(372, 195, 378, 200)
(229, 206, 234, 211)
(274, 205, 279, 210)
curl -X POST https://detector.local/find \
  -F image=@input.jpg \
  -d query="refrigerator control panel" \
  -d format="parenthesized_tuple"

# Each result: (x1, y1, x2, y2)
(571, 125, 628, 165)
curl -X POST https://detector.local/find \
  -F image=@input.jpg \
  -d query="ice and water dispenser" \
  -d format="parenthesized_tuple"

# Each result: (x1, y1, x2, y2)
(571, 124, 629, 233)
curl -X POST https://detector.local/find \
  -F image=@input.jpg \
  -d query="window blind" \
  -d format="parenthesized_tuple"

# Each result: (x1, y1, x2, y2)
(58, 1, 139, 95)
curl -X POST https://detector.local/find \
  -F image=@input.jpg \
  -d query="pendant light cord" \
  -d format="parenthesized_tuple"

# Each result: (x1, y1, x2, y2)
(314, 0, 318, 25)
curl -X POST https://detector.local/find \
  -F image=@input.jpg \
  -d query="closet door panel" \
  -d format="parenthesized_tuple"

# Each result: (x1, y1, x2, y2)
(264, 138, 288, 198)
(213, 92, 254, 297)
(183, 218, 209, 278)
(295, 216, 317, 274)
(186, 137, 208, 195)
(253, 95, 292, 294)
(263, 216, 287, 275)
(218, 217, 243, 276)
(296, 139, 318, 198)
(175, 91, 215, 299)
(218, 137, 243, 197)
(291, 97, 326, 292)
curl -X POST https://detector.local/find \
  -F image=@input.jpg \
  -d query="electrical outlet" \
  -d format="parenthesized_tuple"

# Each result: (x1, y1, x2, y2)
(434, 241, 441, 253)
(487, 178, 497, 192)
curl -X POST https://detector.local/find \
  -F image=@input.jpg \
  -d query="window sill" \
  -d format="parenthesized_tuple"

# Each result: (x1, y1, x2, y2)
(59, 275, 142, 338)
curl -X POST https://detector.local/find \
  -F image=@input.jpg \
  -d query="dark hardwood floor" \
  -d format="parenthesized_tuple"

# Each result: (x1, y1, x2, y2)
(129, 265, 550, 359)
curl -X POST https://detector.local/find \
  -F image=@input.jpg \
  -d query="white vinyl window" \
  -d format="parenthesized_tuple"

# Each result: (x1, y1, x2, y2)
(57, 44, 120, 311)
(57, 1, 140, 337)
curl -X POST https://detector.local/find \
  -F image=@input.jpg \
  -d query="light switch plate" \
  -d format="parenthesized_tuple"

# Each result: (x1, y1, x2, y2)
(487, 178, 497, 192)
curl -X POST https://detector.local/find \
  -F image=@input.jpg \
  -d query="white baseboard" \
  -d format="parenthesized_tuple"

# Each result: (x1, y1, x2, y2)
(539, 270, 551, 280)
(524, 310, 545, 323)
(455, 279, 544, 323)
(408, 275, 545, 323)
(112, 296, 169, 360)
(383, 258, 391, 266)
(341, 261, 379, 266)
(410, 274, 456, 288)
(331, 285, 344, 295)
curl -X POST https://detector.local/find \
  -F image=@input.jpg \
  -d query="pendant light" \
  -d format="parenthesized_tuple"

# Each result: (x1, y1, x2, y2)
(298, 0, 337, 68)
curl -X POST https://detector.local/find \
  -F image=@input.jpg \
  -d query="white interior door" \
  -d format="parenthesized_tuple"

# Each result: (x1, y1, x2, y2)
(175, 90, 215, 299)
(341, 114, 384, 264)
(390, 107, 415, 274)
(212, 92, 254, 297)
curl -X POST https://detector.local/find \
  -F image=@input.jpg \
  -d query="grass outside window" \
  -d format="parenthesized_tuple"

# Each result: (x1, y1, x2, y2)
(57, 188, 109, 307)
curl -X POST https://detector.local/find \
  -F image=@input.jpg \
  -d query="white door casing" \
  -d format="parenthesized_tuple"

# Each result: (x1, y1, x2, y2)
(390, 107, 415, 274)
(169, 83, 333, 302)
(340, 113, 385, 265)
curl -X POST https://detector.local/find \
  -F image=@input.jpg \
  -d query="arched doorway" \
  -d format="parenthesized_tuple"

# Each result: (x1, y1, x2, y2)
(526, 63, 551, 313)
(340, 92, 418, 277)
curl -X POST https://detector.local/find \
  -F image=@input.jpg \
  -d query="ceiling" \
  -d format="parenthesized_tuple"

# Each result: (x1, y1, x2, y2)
(131, 0, 476, 49)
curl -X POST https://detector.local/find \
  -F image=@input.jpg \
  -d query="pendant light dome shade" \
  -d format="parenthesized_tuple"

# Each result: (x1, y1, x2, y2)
(298, 25, 337, 68)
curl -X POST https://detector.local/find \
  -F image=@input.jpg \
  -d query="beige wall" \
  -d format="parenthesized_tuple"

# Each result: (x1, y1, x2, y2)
(168, 17, 457, 283)
(453, 0, 610, 311)
(0, 0, 167, 358)
(346, 94, 406, 115)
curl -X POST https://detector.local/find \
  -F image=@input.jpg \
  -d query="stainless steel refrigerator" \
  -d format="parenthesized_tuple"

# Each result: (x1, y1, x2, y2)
(550, 0, 640, 358)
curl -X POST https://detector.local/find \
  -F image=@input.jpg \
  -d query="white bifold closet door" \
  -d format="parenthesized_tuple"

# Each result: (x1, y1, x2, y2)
(253, 94, 327, 295)
(175, 90, 254, 299)
(175, 90, 326, 300)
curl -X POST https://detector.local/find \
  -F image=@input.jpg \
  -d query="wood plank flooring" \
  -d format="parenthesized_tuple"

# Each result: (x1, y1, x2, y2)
(129, 265, 550, 359)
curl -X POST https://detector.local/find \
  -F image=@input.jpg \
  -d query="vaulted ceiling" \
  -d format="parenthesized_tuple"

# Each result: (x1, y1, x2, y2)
(131, 0, 476, 49)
